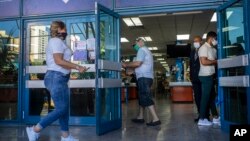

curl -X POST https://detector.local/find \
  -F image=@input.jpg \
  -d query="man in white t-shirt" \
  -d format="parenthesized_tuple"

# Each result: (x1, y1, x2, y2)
(197, 31, 220, 126)
(122, 37, 161, 126)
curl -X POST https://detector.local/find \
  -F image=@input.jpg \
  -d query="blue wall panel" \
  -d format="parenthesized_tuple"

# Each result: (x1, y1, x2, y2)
(23, 0, 112, 16)
(0, 0, 20, 18)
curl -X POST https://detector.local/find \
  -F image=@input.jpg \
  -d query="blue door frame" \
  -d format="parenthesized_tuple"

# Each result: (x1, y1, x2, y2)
(95, 2, 122, 135)
(217, 0, 250, 132)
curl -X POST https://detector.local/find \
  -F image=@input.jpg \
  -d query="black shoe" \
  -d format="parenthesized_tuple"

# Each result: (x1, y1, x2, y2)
(131, 118, 145, 123)
(146, 120, 161, 126)
(194, 117, 199, 122)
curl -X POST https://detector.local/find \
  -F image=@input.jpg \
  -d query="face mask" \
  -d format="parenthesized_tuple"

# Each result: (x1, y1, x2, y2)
(57, 32, 68, 40)
(193, 42, 200, 49)
(133, 44, 140, 51)
(212, 39, 218, 46)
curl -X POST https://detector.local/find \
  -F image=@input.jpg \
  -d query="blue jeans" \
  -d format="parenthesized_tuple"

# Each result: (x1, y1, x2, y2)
(137, 77, 154, 107)
(38, 70, 70, 132)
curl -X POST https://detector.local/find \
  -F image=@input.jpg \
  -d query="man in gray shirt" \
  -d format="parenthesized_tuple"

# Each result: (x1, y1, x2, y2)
(122, 37, 161, 126)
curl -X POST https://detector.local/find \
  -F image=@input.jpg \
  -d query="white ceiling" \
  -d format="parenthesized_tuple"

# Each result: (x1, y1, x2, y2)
(120, 10, 217, 72)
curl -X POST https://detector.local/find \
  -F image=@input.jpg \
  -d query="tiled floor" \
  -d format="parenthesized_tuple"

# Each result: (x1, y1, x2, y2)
(0, 95, 229, 141)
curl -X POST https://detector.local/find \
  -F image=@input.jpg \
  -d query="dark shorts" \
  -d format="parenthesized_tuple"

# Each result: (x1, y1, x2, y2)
(137, 77, 154, 107)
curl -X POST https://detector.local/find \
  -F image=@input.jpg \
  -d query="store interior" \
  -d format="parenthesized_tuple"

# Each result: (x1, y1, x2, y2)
(120, 10, 217, 101)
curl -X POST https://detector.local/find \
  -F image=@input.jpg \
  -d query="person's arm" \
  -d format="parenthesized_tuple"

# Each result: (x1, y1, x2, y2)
(199, 57, 217, 66)
(53, 53, 88, 73)
(122, 61, 142, 68)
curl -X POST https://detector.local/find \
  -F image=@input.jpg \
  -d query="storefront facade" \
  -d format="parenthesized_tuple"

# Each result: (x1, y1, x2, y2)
(0, 0, 249, 134)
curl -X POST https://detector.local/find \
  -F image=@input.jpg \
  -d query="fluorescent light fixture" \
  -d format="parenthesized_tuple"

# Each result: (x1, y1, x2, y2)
(123, 18, 134, 26)
(153, 47, 158, 50)
(121, 37, 129, 42)
(131, 17, 143, 26)
(145, 36, 152, 41)
(177, 34, 190, 40)
(211, 12, 217, 22)
(162, 64, 168, 66)
(202, 33, 207, 39)
(149, 47, 158, 50)
(140, 36, 152, 42)
(153, 53, 162, 56)
(160, 61, 167, 64)
(173, 11, 203, 15)
(157, 58, 164, 61)
(222, 26, 239, 32)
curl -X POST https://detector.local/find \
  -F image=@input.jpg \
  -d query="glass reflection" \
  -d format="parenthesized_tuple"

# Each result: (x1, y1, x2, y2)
(0, 20, 20, 120)
(221, 1, 247, 124)
(69, 21, 97, 116)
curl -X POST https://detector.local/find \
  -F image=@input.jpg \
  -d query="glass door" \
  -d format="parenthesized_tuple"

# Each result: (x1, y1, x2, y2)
(0, 20, 20, 121)
(23, 17, 97, 125)
(95, 3, 122, 135)
(217, 0, 250, 132)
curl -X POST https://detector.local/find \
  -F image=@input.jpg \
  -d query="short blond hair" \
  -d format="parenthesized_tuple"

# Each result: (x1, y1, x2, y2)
(50, 20, 66, 37)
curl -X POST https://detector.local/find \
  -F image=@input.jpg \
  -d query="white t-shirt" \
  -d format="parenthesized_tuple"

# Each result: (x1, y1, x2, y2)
(198, 42, 217, 76)
(46, 38, 72, 74)
(135, 47, 154, 79)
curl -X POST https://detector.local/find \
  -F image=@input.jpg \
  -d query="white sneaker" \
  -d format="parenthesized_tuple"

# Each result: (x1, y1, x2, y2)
(198, 119, 212, 126)
(213, 117, 221, 124)
(61, 135, 79, 141)
(26, 126, 40, 141)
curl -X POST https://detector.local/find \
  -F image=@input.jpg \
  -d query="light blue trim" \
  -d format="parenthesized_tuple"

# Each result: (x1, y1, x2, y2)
(217, 0, 250, 132)
(217, 6, 225, 131)
(244, 0, 250, 124)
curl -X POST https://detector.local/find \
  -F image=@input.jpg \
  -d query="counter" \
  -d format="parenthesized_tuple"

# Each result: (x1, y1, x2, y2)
(169, 82, 193, 102)
(121, 83, 138, 102)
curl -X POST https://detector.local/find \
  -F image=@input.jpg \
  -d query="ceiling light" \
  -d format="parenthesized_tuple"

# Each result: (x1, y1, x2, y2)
(177, 34, 190, 40)
(211, 12, 217, 22)
(157, 58, 164, 61)
(160, 61, 166, 64)
(140, 36, 152, 42)
(145, 36, 152, 41)
(149, 47, 158, 50)
(153, 53, 162, 56)
(152, 47, 158, 50)
(121, 37, 129, 42)
(202, 33, 207, 39)
(131, 17, 143, 26)
(172, 11, 203, 15)
(123, 18, 134, 26)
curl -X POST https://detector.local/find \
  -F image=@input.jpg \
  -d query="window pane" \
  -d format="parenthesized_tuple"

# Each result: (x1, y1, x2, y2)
(0, 20, 20, 120)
